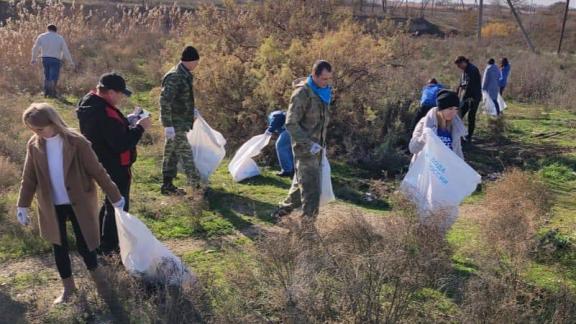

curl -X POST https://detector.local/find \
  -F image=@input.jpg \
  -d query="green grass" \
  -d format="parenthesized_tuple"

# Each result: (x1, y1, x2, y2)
(2, 96, 576, 323)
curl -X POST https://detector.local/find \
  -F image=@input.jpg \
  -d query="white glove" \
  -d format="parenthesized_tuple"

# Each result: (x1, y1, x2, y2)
(112, 197, 125, 210)
(310, 143, 323, 155)
(17, 207, 30, 226)
(265, 130, 273, 136)
(165, 127, 176, 140)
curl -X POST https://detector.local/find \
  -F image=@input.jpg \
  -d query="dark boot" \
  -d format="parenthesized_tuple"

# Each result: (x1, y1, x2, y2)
(161, 177, 186, 196)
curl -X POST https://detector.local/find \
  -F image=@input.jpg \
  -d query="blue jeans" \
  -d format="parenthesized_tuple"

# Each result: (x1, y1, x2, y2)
(42, 57, 61, 96)
(276, 130, 294, 173)
(493, 98, 500, 115)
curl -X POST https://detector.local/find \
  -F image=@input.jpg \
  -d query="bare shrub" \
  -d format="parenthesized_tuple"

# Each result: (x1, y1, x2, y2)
(0, 157, 19, 189)
(480, 169, 552, 262)
(249, 199, 453, 323)
(459, 170, 574, 323)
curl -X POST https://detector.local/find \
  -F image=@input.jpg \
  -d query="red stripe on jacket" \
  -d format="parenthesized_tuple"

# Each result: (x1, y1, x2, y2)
(105, 106, 132, 166)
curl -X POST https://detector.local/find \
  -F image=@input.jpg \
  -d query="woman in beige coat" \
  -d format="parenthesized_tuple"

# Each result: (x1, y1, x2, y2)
(17, 103, 124, 305)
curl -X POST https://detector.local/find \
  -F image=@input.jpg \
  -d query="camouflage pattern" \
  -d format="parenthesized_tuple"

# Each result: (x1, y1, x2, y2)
(159, 63, 195, 130)
(162, 131, 200, 184)
(160, 62, 198, 184)
(281, 78, 330, 218)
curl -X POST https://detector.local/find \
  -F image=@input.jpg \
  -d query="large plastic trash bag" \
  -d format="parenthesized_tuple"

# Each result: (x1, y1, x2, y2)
(115, 208, 196, 286)
(319, 149, 336, 206)
(228, 133, 272, 182)
(187, 114, 227, 181)
(482, 90, 507, 116)
(400, 129, 481, 227)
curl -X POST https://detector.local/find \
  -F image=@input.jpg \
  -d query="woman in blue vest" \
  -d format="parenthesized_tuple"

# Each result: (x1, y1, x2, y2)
(266, 110, 294, 177)
(499, 57, 511, 95)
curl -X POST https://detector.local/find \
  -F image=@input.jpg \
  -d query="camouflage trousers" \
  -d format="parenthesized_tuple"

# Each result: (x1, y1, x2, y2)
(281, 152, 322, 218)
(162, 129, 200, 185)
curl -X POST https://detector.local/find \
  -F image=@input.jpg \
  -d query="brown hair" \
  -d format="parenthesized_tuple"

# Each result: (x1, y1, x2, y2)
(23, 103, 77, 137)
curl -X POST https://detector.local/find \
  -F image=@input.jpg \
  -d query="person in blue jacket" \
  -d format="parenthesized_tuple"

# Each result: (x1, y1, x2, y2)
(412, 78, 444, 131)
(499, 57, 511, 95)
(266, 110, 294, 177)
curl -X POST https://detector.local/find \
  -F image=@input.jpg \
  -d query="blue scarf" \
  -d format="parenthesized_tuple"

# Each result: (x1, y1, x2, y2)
(307, 75, 332, 105)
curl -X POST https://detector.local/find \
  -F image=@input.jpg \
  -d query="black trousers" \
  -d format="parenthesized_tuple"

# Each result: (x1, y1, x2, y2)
(53, 205, 98, 279)
(412, 104, 435, 131)
(99, 166, 131, 255)
(459, 97, 481, 140)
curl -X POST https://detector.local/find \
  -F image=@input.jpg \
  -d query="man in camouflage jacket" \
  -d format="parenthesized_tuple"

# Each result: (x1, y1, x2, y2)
(277, 60, 333, 223)
(159, 46, 201, 195)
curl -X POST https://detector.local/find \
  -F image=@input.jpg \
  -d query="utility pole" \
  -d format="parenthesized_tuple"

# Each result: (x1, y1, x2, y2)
(557, 0, 570, 54)
(477, 0, 484, 40)
(506, 0, 536, 53)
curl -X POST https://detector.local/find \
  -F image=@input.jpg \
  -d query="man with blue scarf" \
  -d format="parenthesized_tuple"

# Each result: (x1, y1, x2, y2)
(275, 60, 333, 227)
(266, 110, 294, 177)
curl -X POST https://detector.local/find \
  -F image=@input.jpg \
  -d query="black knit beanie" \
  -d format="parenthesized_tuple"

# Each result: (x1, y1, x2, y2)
(436, 90, 460, 110)
(181, 46, 200, 62)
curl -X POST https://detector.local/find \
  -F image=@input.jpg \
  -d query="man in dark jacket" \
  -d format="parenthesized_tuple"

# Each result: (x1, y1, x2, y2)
(76, 73, 151, 255)
(455, 56, 482, 142)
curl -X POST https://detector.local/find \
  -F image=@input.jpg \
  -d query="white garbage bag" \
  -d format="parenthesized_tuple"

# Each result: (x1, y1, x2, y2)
(400, 129, 481, 226)
(320, 150, 336, 206)
(115, 208, 196, 286)
(228, 133, 272, 182)
(288, 149, 336, 207)
(187, 114, 227, 181)
(482, 90, 507, 116)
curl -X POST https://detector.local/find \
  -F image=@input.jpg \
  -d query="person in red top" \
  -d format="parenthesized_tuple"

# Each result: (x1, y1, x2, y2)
(76, 73, 151, 255)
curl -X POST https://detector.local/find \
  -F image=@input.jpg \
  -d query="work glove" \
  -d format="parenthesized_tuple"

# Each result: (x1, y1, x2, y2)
(112, 197, 125, 210)
(165, 127, 176, 140)
(16, 207, 30, 226)
(310, 143, 323, 155)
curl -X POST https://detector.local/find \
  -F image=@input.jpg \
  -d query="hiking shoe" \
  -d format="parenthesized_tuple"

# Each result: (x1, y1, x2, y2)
(161, 183, 186, 196)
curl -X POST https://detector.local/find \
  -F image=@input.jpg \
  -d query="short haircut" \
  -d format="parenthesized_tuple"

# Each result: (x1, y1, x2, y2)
(47, 24, 57, 32)
(501, 57, 509, 66)
(312, 60, 332, 77)
(488, 58, 495, 65)
(428, 78, 438, 84)
(454, 56, 468, 64)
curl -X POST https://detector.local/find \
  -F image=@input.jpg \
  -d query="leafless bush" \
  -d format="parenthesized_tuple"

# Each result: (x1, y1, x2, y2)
(247, 198, 453, 323)
(0, 157, 19, 189)
(480, 168, 551, 262)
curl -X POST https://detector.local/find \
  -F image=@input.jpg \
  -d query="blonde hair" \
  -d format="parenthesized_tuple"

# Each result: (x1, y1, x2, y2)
(436, 110, 453, 131)
(22, 103, 77, 137)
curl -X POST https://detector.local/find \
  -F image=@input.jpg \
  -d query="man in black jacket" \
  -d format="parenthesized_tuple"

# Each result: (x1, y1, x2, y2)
(455, 56, 482, 143)
(77, 73, 151, 255)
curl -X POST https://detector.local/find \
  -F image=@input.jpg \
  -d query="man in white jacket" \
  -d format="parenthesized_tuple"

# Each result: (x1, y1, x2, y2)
(31, 24, 75, 98)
